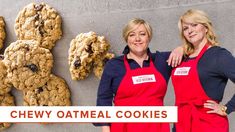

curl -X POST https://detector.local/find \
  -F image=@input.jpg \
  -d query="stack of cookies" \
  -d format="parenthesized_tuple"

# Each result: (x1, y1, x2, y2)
(1, 3, 73, 129)
(0, 2, 115, 130)
(10, 3, 71, 106)
(68, 31, 115, 80)
(3, 40, 71, 106)
(0, 57, 15, 130)
(0, 3, 71, 121)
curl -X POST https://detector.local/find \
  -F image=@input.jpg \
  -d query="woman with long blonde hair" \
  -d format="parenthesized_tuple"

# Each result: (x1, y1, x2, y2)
(171, 9, 235, 132)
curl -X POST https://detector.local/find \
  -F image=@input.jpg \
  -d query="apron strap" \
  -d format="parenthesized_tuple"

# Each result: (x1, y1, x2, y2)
(149, 55, 154, 68)
(195, 43, 210, 61)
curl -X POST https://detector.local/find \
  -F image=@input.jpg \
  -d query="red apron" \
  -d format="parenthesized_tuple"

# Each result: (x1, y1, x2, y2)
(171, 44, 229, 132)
(111, 55, 170, 132)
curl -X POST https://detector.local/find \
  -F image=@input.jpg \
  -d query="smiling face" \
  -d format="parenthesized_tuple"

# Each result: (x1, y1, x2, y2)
(127, 24, 150, 56)
(178, 9, 218, 55)
(182, 22, 208, 47)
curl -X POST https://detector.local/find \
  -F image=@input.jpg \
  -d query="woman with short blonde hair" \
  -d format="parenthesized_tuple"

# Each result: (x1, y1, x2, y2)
(94, 18, 183, 132)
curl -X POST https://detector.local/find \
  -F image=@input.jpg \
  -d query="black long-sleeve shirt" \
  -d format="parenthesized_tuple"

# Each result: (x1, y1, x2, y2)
(194, 46, 235, 114)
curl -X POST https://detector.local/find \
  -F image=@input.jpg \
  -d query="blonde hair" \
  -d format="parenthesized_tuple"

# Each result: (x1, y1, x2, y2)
(122, 18, 152, 42)
(178, 9, 218, 55)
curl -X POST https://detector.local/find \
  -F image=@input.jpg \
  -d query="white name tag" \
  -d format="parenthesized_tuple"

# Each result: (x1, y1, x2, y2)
(132, 74, 156, 84)
(174, 67, 191, 76)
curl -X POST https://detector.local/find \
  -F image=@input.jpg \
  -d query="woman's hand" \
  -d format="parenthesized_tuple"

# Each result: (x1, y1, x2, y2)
(204, 100, 227, 116)
(102, 126, 110, 132)
(167, 46, 184, 67)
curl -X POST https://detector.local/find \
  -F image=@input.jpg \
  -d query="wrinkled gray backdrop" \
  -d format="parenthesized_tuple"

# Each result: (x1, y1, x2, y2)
(0, 0, 234, 131)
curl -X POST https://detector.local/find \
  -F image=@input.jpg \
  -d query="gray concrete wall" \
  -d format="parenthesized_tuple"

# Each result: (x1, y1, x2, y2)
(0, 0, 234, 131)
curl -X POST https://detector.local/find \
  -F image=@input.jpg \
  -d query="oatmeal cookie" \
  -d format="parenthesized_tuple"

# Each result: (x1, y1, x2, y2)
(23, 74, 71, 106)
(0, 55, 12, 95)
(0, 93, 15, 130)
(68, 31, 111, 80)
(0, 16, 6, 50)
(15, 3, 62, 50)
(3, 40, 53, 91)
(93, 52, 115, 79)
(91, 35, 110, 57)
(0, 93, 15, 106)
(68, 32, 97, 80)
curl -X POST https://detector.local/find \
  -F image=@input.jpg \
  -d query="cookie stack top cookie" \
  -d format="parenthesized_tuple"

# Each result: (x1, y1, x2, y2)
(15, 3, 62, 50)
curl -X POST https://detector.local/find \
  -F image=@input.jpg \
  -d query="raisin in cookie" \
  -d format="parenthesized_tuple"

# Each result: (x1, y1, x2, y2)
(0, 16, 6, 50)
(68, 31, 111, 80)
(3, 40, 53, 91)
(68, 32, 97, 80)
(15, 3, 62, 50)
(23, 74, 71, 106)
(0, 93, 15, 130)
(0, 55, 12, 95)
(93, 53, 115, 79)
